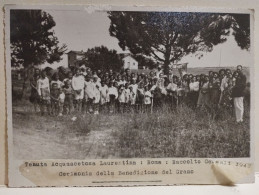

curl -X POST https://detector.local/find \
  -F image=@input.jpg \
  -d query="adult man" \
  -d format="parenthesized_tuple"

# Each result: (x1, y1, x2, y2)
(232, 65, 247, 123)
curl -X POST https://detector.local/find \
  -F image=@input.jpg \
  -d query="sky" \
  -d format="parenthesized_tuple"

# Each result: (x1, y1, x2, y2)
(41, 9, 253, 69)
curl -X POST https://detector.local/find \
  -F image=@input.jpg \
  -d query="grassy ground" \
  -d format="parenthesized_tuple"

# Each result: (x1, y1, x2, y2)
(12, 98, 250, 160)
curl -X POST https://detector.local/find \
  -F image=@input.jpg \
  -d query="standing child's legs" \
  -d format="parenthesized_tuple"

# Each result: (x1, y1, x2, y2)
(41, 100, 51, 115)
(109, 95, 115, 113)
(87, 98, 93, 113)
(93, 103, 99, 114)
(78, 99, 82, 112)
(74, 99, 78, 111)
(59, 102, 64, 116)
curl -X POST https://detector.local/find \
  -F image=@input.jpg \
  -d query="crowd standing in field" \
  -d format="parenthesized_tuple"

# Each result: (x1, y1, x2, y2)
(28, 65, 250, 123)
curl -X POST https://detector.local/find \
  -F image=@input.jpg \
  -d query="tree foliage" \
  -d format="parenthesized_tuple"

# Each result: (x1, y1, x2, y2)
(108, 11, 250, 73)
(83, 45, 123, 71)
(10, 10, 67, 68)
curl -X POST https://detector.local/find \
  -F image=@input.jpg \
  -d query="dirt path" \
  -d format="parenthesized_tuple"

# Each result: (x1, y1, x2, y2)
(13, 104, 121, 160)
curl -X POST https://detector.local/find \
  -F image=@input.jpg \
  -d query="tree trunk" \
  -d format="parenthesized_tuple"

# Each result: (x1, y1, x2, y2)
(163, 45, 171, 75)
(21, 64, 33, 99)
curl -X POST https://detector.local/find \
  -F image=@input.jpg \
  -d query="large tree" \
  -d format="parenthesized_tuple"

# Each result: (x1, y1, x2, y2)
(108, 12, 250, 74)
(82, 45, 123, 71)
(10, 9, 67, 96)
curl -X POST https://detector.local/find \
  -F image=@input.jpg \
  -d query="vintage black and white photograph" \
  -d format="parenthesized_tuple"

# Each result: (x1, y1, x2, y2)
(8, 7, 252, 160)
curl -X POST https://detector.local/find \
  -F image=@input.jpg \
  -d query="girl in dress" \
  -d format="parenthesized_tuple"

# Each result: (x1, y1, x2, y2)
(37, 71, 51, 115)
(136, 82, 145, 113)
(63, 79, 74, 114)
(144, 85, 152, 113)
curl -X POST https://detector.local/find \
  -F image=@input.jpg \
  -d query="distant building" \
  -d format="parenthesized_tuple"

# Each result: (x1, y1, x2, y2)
(120, 54, 138, 70)
(67, 50, 86, 68)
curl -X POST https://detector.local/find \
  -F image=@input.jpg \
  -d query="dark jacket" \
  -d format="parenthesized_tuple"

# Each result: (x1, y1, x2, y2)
(232, 73, 247, 97)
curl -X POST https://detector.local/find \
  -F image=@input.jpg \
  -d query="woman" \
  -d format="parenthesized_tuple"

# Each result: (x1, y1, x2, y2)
(220, 72, 234, 109)
(209, 72, 221, 108)
(182, 74, 190, 105)
(189, 76, 200, 108)
(197, 75, 210, 108)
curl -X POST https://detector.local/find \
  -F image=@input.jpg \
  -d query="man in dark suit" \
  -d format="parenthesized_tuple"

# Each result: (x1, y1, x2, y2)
(232, 65, 247, 123)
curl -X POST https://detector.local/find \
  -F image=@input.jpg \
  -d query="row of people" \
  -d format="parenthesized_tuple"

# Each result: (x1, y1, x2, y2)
(29, 65, 249, 122)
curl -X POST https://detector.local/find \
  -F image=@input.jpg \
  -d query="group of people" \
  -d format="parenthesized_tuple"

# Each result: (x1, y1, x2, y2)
(29, 65, 249, 123)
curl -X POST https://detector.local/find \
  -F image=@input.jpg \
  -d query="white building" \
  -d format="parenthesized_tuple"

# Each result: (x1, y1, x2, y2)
(122, 55, 138, 70)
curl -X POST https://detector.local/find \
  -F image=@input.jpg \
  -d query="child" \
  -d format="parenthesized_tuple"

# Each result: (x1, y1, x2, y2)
(93, 85, 101, 115)
(50, 83, 61, 116)
(99, 81, 109, 113)
(84, 76, 95, 113)
(93, 75, 101, 88)
(59, 90, 65, 116)
(129, 79, 138, 106)
(118, 85, 127, 113)
(144, 85, 152, 113)
(72, 68, 85, 112)
(166, 78, 178, 108)
(124, 83, 131, 112)
(107, 82, 118, 113)
(63, 79, 74, 114)
(176, 80, 185, 105)
(63, 72, 73, 87)
(136, 82, 145, 113)
(37, 71, 51, 115)
(50, 72, 63, 89)
(129, 86, 136, 112)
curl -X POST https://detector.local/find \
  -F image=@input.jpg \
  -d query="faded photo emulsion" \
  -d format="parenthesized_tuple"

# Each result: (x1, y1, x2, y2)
(5, 5, 254, 187)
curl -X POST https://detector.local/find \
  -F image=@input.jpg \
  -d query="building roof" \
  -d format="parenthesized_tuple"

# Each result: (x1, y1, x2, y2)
(118, 53, 138, 61)
(66, 50, 86, 55)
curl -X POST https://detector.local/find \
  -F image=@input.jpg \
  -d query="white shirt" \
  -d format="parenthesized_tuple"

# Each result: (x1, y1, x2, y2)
(220, 76, 228, 91)
(166, 82, 177, 92)
(144, 91, 152, 104)
(99, 85, 108, 98)
(84, 81, 95, 99)
(37, 77, 50, 96)
(129, 84, 138, 94)
(72, 75, 85, 90)
(189, 81, 200, 92)
(118, 89, 127, 103)
(124, 88, 131, 103)
(50, 80, 63, 89)
(93, 81, 101, 89)
(93, 86, 101, 104)
(108, 87, 118, 99)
